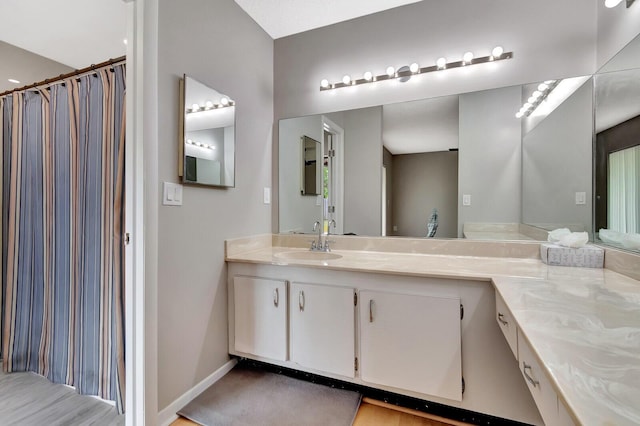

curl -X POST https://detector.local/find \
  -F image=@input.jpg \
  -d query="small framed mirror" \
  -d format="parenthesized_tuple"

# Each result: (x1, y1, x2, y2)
(301, 135, 321, 195)
(179, 75, 235, 187)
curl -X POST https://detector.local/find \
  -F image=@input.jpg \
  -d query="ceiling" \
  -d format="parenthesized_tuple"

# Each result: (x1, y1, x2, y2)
(233, 0, 422, 39)
(0, 0, 127, 70)
(383, 95, 459, 155)
(0, 0, 421, 69)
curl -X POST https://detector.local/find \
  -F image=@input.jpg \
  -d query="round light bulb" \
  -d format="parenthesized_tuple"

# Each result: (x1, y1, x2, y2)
(211, 146, 216, 149)
(409, 63, 420, 73)
(605, 0, 623, 7)
(205, 101, 214, 108)
(320, 79, 329, 88)
(363, 71, 373, 81)
(191, 103, 199, 112)
(187, 139, 193, 144)
(342, 75, 351, 85)
(515, 111, 524, 118)
(524, 102, 532, 109)
(528, 96, 536, 103)
(463, 52, 474, 63)
(533, 90, 542, 98)
(538, 83, 549, 91)
(220, 97, 229, 106)
(544, 80, 556, 85)
(436, 57, 447, 69)
(386, 66, 395, 77)
(491, 46, 504, 59)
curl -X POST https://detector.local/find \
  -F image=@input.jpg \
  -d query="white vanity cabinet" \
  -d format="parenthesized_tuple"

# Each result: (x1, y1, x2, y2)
(227, 262, 543, 425)
(233, 276, 288, 361)
(290, 282, 356, 378)
(359, 290, 463, 401)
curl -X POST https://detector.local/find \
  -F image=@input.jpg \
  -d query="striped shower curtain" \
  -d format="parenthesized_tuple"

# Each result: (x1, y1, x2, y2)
(0, 64, 126, 412)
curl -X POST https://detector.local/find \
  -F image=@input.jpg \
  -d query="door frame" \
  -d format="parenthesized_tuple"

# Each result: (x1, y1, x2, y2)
(321, 116, 344, 235)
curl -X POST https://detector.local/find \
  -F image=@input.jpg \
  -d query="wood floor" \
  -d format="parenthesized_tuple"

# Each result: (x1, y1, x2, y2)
(170, 397, 467, 426)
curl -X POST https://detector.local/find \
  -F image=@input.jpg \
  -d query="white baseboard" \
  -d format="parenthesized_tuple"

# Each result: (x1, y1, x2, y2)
(157, 358, 237, 426)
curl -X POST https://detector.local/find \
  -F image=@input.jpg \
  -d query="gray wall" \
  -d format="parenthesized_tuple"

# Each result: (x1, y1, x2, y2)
(458, 86, 523, 236)
(522, 80, 593, 232)
(342, 106, 382, 235)
(0, 41, 73, 92)
(596, 1, 640, 69)
(279, 115, 323, 233)
(392, 152, 458, 238)
(273, 0, 596, 120)
(157, 0, 273, 410)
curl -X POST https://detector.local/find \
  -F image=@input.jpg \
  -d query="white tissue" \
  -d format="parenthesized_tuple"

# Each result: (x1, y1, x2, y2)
(557, 232, 589, 248)
(548, 228, 571, 243)
(548, 228, 588, 248)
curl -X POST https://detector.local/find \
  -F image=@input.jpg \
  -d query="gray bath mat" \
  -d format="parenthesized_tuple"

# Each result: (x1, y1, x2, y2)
(178, 365, 362, 426)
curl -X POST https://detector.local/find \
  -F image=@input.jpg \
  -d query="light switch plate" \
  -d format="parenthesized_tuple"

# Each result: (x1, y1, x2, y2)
(575, 192, 586, 205)
(163, 182, 183, 206)
(263, 187, 271, 204)
(463, 194, 471, 206)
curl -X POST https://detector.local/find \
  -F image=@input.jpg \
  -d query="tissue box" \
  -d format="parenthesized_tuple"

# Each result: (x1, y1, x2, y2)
(540, 243, 604, 268)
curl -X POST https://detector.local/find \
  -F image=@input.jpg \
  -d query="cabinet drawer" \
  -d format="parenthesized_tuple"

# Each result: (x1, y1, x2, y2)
(495, 292, 518, 358)
(517, 333, 558, 426)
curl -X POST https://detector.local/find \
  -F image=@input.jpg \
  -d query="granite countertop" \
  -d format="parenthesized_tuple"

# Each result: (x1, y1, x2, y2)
(226, 238, 640, 426)
(493, 275, 640, 426)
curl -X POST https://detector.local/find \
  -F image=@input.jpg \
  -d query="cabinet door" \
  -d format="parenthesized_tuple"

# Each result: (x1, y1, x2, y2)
(360, 290, 462, 401)
(290, 282, 355, 378)
(234, 276, 287, 361)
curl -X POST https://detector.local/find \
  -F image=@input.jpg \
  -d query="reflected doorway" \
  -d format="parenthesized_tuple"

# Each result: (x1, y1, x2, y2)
(322, 117, 344, 235)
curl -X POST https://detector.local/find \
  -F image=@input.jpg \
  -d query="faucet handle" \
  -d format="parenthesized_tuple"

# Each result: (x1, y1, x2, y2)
(324, 240, 335, 252)
(328, 219, 337, 235)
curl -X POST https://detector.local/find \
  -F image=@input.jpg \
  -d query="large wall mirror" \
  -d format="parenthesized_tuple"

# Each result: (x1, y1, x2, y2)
(278, 32, 640, 252)
(594, 34, 640, 253)
(179, 75, 235, 187)
(279, 78, 593, 240)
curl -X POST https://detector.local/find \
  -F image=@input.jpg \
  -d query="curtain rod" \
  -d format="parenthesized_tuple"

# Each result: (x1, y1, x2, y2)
(0, 55, 126, 98)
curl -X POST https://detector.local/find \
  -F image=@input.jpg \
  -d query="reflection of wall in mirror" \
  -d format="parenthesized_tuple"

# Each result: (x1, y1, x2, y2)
(392, 151, 458, 238)
(279, 115, 323, 233)
(185, 127, 224, 185)
(340, 107, 382, 236)
(523, 79, 593, 233)
(458, 86, 523, 237)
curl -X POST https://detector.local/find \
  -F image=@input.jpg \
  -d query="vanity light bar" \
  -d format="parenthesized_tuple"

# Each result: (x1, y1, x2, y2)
(515, 79, 561, 118)
(185, 139, 216, 150)
(187, 97, 234, 114)
(320, 47, 513, 91)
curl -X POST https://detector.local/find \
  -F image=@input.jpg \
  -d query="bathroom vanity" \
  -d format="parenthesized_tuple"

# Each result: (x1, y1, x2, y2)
(225, 234, 640, 425)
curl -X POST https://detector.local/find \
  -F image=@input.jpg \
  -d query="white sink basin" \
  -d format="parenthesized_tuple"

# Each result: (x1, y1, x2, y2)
(274, 250, 343, 261)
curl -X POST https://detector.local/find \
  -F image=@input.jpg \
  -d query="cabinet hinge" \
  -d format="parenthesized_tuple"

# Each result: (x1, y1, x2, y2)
(355, 357, 358, 372)
(354, 292, 358, 306)
(125, 233, 131, 245)
(460, 304, 464, 320)
(329, 149, 336, 157)
(328, 205, 335, 213)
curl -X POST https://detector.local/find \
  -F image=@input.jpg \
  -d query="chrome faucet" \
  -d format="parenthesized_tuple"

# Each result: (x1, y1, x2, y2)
(325, 220, 336, 252)
(312, 221, 323, 251)
(310, 220, 337, 252)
